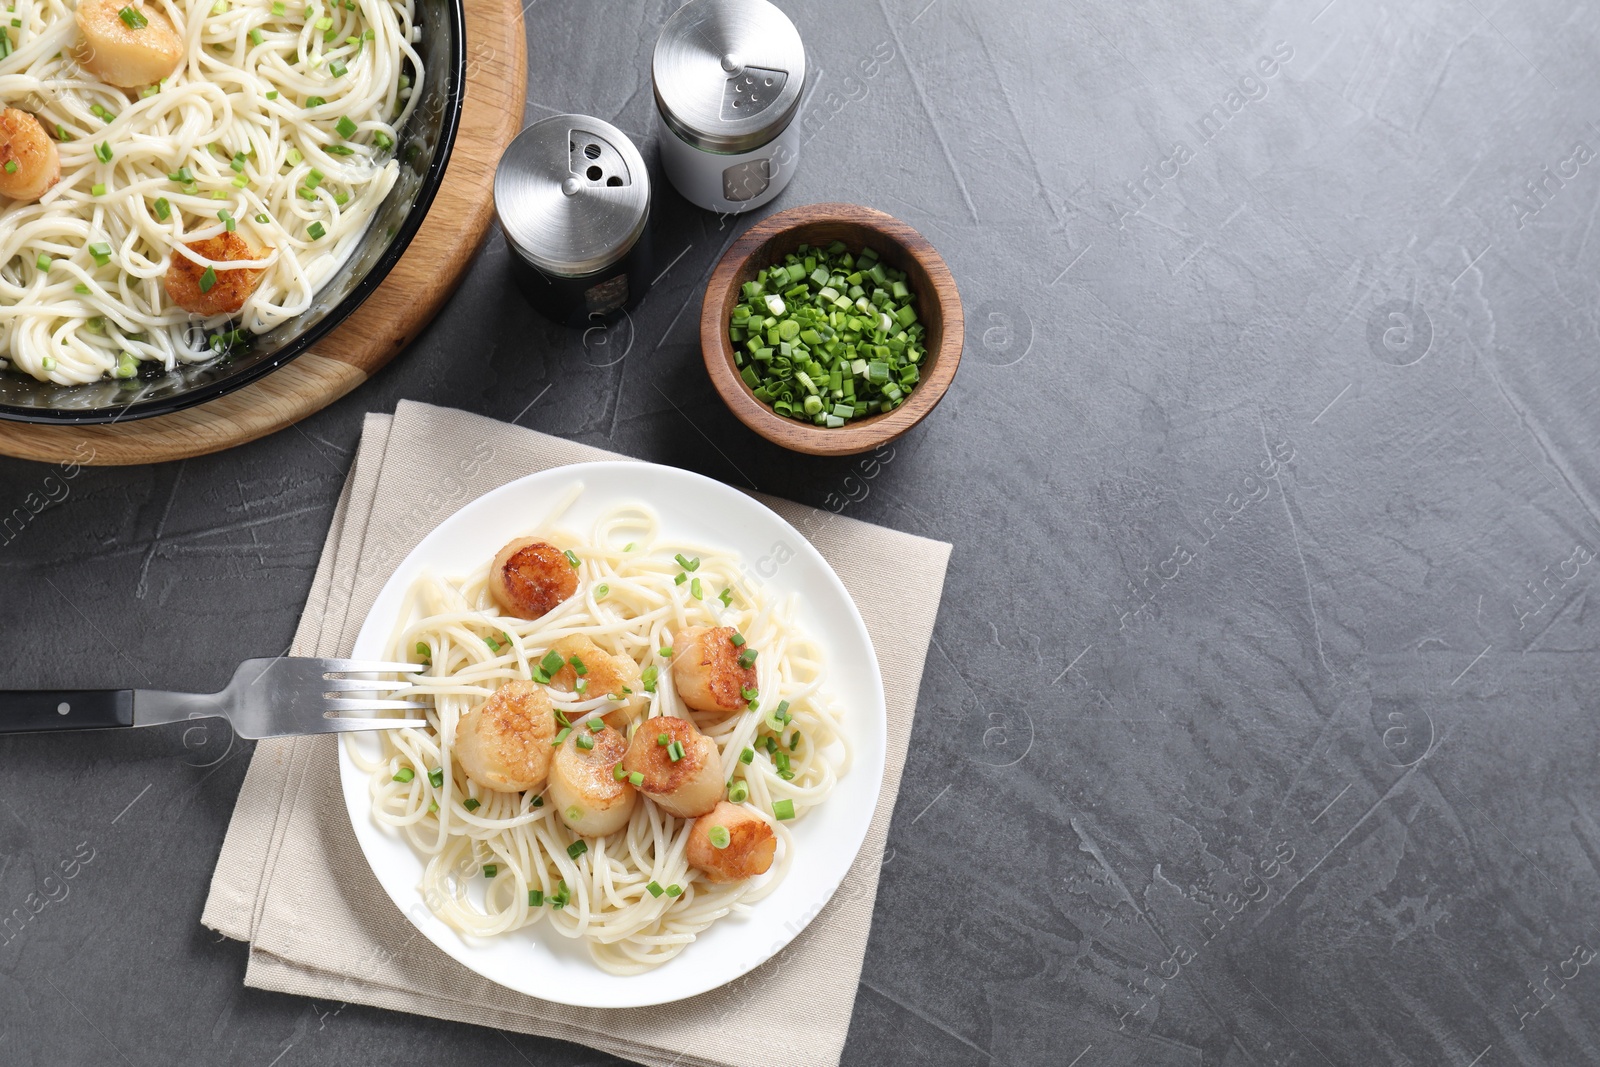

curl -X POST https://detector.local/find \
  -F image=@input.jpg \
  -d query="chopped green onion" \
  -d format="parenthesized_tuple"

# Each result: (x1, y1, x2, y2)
(89, 242, 111, 265)
(659, 646, 673, 658)
(392, 767, 414, 783)
(613, 764, 628, 781)
(255, 212, 269, 223)
(248, 26, 263, 45)
(665, 884, 683, 897)
(196, 265, 216, 292)
(667, 741, 685, 762)
(286, 148, 301, 165)
(575, 733, 594, 751)
(730, 241, 923, 425)
(219, 208, 236, 232)
(595, 583, 609, 599)
(427, 767, 443, 788)
(335, 114, 358, 138)
(314, 14, 331, 27)
(118, 6, 147, 29)
(265, 90, 278, 100)
(563, 548, 581, 568)
(415, 641, 430, 659)
(528, 889, 543, 906)
(690, 577, 703, 600)
(728, 779, 749, 803)
(327, 57, 346, 78)
(674, 572, 687, 585)
(305, 95, 325, 108)
(91, 182, 106, 196)
(587, 718, 604, 731)
(373, 130, 393, 149)
(641, 665, 658, 693)
(646, 881, 664, 898)
(483, 863, 497, 878)
(739, 649, 758, 668)
(628, 771, 644, 786)
(307, 221, 325, 239)
(2, 161, 14, 174)
(740, 747, 754, 764)
(773, 799, 795, 820)
(463, 797, 480, 812)
(231, 175, 248, 188)
(551, 880, 570, 908)
(74, 283, 91, 294)
(113, 352, 139, 378)
(153, 197, 170, 220)
(551, 727, 572, 746)
(427, 800, 438, 814)
(272, 0, 285, 13)
(708, 825, 730, 849)
(675, 553, 700, 571)
(539, 650, 565, 675)
(94, 140, 112, 163)
(730, 633, 746, 647)
(211, 0, 227, 12)
(304, 167, 323, 188)
(484, 634, 501, 652)
(34, 253, 50, 271)
(718, 587, 733, 606)
(569, 656, 588, 677)
(567, 840, 587, 859)
(657, 733, 669, 746)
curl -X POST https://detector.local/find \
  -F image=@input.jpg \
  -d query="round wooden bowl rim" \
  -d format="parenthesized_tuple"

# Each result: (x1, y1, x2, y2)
(700, 202, 962, 458)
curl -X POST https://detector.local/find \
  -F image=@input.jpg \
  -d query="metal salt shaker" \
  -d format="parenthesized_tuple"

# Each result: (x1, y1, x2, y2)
(493, 114, 652, 327)
(652, 0, 806, 214)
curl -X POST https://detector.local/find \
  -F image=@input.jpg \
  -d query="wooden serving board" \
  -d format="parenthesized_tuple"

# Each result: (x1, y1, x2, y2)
(0, 0, 526, 467)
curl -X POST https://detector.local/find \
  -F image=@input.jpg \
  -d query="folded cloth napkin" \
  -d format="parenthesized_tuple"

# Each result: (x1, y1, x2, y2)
(202, 401, 952, 1067)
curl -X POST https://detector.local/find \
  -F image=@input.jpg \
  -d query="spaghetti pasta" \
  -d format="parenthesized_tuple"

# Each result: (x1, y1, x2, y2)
(348, 499, 851, 974)
(0, 0, 421, 382)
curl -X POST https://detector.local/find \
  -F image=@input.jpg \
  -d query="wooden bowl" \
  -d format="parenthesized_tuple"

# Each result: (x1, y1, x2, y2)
(701, 203, 962, 457)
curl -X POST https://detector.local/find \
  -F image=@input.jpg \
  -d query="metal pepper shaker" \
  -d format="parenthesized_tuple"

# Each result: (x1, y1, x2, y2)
(652, 0, 806, 214)
(493, 114, 652, 327)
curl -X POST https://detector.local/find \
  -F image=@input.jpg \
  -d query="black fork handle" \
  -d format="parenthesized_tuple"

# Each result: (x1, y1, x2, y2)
(0, 690, 135, 733)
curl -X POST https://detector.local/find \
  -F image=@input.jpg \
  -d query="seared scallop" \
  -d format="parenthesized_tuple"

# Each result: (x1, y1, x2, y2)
(452, 680, 557, 793)
(0, 109, 60, 202)
(488, 538, 578, 620)
(74, 0, 184, 88)
(686, 801, 776, 884)
(547, 634, 647, 726)
(548, 724, 636, 837)
(621, 715, 723, 819)
(165, 233, 269, 315)
(671, 626, 756, 717)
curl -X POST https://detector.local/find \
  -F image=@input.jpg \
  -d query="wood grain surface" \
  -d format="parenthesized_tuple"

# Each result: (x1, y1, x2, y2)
(700, 202, 963, 458)
(0, 0, 527, 467)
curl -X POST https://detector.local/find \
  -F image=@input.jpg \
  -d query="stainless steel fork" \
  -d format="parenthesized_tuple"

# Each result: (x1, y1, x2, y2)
(0, 658, 430, 738)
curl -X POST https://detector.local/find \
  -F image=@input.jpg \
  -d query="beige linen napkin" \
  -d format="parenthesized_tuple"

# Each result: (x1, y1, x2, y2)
(202, 400, 951, 1067)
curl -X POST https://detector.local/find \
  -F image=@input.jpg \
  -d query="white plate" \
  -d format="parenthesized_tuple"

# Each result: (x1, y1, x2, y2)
(339, 461, 887, 1007)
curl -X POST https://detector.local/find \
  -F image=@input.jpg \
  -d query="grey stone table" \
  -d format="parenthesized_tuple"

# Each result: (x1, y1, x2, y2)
(3, 0, 1598, 1063)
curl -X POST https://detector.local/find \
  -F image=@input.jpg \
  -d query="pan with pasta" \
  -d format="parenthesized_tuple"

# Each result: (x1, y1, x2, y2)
(0, 0, 424, 383)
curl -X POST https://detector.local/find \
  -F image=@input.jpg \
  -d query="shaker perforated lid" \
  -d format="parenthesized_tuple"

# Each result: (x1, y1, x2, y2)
(653, 0, 806, 154)
(494, 114, 650, 277)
